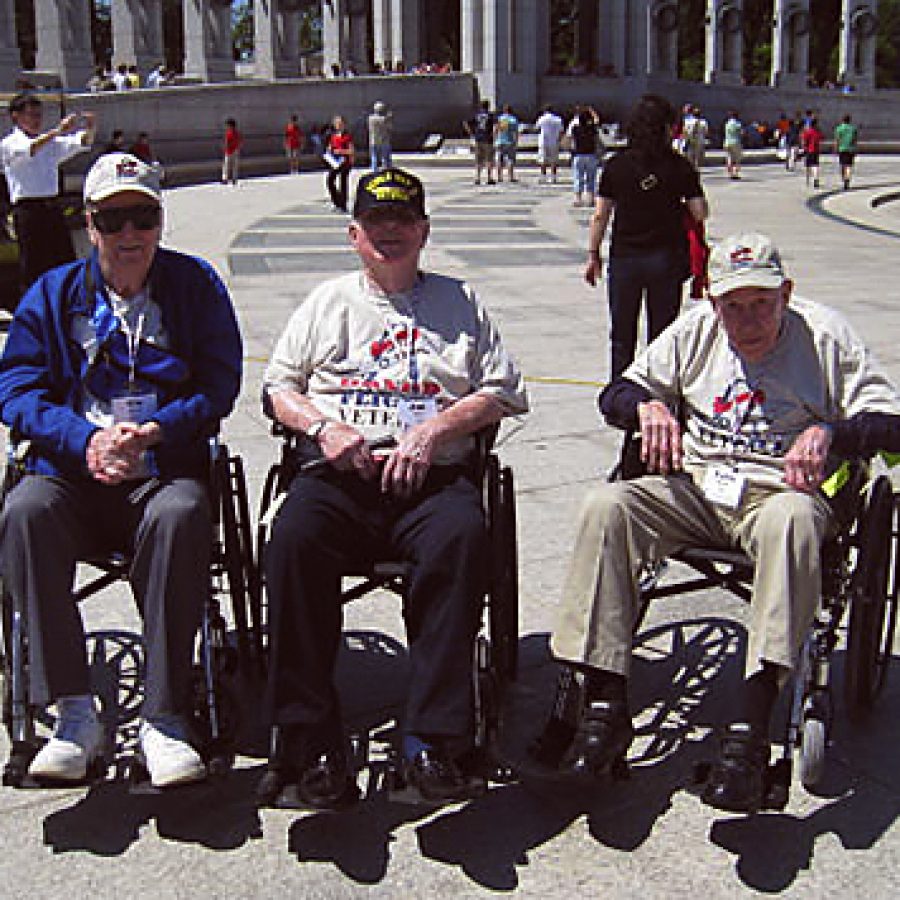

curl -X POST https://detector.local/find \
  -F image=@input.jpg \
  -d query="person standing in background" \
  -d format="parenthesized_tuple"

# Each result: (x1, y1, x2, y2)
(801, 117, 824, 189)
(722, 111, 743, 180)
(0, 92, 96, 293)
(463, 100, 496, 186)
(494, 104, 520, 183)
(584, 94, 708, 380)
(568, 106, 601, 208)
(324, 115, 354, 212)
(284, 114, 303, 175)
(367, 101, 393, 171)
(222, 118, 243, 186)
(535, 105, 564, 184)
(834, 114, 858, 190)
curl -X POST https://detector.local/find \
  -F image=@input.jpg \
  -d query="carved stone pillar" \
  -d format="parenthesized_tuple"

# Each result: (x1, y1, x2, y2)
(255, 0, 301, 79)
(461, 0, 484, 74)
(771, 0, 811, 88)
(34, 0, 94, 90)
(839, 0, 878, 90)
(705, 0, 743, 85)
(372, 0, 392, 69)
(600, 0, 629, 78)
(323, 0, 370, 74)
(183, 0, 236, 83)
(0, 0, 20, 90)
(112, 0, 165, 77)
(647, 1, 678, 78)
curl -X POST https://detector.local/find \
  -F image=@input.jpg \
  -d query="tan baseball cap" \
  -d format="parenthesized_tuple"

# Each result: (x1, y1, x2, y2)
(708, 232, 787, 297)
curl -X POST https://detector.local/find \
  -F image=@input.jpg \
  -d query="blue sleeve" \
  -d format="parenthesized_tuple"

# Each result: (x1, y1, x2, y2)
(150, 258, 243, 446)
(0, 277, 96, 470)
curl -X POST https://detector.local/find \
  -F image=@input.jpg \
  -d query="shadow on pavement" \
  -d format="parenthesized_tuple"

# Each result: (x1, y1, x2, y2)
(42, 767, 264, 854)
(34, 618, 900, 887)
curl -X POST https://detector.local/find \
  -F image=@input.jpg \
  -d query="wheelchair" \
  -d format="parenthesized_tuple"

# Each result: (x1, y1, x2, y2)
(537, 433, 899, 808)
(0, 436, 258, 789)
(254, 424, 519, 801)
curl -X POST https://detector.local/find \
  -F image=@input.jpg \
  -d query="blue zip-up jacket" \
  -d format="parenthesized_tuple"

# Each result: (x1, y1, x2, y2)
(0, 248, 242, 479)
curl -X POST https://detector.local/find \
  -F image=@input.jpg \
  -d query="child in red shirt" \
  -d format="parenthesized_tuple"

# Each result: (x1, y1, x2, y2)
(284, 115, 303, 174)
(222, 118, 243, 185)
(800, 118, 823, 189)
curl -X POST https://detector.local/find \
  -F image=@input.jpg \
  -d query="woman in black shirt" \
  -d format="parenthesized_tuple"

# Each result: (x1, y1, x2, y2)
(585, 95, 709, 379)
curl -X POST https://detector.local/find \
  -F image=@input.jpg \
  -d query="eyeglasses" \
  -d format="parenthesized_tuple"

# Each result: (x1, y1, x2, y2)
(89, 204, 161, 234)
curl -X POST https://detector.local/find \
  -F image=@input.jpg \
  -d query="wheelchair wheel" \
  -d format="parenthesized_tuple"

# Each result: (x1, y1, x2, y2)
(486, 457, 519, 682)
(845, 476, 896, 716)
(213, 447, 259, 671)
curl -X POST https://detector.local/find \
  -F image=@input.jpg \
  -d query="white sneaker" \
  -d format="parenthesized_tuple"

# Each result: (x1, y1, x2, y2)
(139, 717, 207, 788)
(28, 708, 103, 782)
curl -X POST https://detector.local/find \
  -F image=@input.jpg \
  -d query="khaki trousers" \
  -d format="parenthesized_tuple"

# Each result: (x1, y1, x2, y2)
(551, 472, 833, 679)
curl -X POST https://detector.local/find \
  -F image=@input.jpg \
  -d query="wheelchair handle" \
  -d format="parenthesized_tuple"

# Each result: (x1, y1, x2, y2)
(300, 435, 397, 473)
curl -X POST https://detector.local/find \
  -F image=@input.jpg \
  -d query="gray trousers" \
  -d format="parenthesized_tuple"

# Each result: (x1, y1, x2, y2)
(551, 473, 833, 679)
(0, 475, 210, 718)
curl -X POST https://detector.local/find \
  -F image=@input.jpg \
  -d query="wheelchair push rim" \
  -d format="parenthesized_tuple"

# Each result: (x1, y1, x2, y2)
(844, 476, 897, 716)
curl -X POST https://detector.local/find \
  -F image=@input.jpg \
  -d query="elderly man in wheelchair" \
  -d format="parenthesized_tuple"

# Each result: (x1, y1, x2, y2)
(542, 232, 900, 813)
(0, 153, 242, 788)
(257, 168, 527, 810)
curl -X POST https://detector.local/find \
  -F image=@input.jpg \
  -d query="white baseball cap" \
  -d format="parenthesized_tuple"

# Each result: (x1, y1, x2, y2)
(708, 232, 787, 297)
(83, 152, 161, 205)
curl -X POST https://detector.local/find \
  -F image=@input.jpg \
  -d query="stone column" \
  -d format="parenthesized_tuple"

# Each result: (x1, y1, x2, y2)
(372, 0, 392, 70)
(254, 0, 301, 79)
(183, 0, 236, 83)
(323, 0, 370, 74)
(647, 1, 678, 77)
(475, 0, 538, 112)
(535, 0, 550, 77)
(390, 0, 421, 71)
(0, 0, 20, 91)
(601, 0, 630, 78)
(34, 0, 94, 90)
(111, 0, 165, 77)
(461, 0, 485, 73)
(771, 0, 811, 88)
(705, 0, 743, 85)
(839, 0, 878, 90)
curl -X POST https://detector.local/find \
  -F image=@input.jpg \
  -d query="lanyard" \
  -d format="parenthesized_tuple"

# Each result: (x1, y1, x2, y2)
(122, 310, 146, 389)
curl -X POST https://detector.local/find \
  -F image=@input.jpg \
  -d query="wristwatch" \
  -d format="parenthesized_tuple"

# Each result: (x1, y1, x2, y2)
(304, 418, 329, 441)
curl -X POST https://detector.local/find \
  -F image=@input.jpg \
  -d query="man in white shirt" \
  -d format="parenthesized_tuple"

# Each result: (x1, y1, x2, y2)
(535, 106, 564, 183)
(1, 92, 96, 293)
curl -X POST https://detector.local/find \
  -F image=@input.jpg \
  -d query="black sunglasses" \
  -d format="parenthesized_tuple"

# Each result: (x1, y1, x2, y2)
(89, 204, 161, 234)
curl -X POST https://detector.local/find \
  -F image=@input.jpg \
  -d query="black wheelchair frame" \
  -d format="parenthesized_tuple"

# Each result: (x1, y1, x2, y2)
(254, 425, 519, 778)
(542, 434, 899, 808)
(0, 438, 258, 788)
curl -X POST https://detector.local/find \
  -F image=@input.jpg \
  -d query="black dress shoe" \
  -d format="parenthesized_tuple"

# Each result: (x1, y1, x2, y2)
(404, 746, 484, 803)
(297, 751, 359, 811)
(701, 722, 770, 814)
(565, 700, 633, 778)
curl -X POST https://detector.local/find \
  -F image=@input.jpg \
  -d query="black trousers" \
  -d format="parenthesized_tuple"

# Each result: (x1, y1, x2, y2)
(0, 475, 210, 719)
(13, 199, 75, 292)
(325, 162, 351, 211)
(263, 467, 487, 740)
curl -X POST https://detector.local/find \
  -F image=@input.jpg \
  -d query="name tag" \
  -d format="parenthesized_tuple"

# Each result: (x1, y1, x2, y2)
(702, 465, 746, 509)
(111, 390, 157, 424)
(397, 397, 438, 430)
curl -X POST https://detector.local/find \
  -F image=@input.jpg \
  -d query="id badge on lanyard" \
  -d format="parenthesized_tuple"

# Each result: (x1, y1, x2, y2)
(393, 307, 438, 431)
(110, 311, 158, 424)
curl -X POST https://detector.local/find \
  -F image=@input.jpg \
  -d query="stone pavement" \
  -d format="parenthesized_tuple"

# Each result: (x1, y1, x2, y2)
(1, 154, 900, 898)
